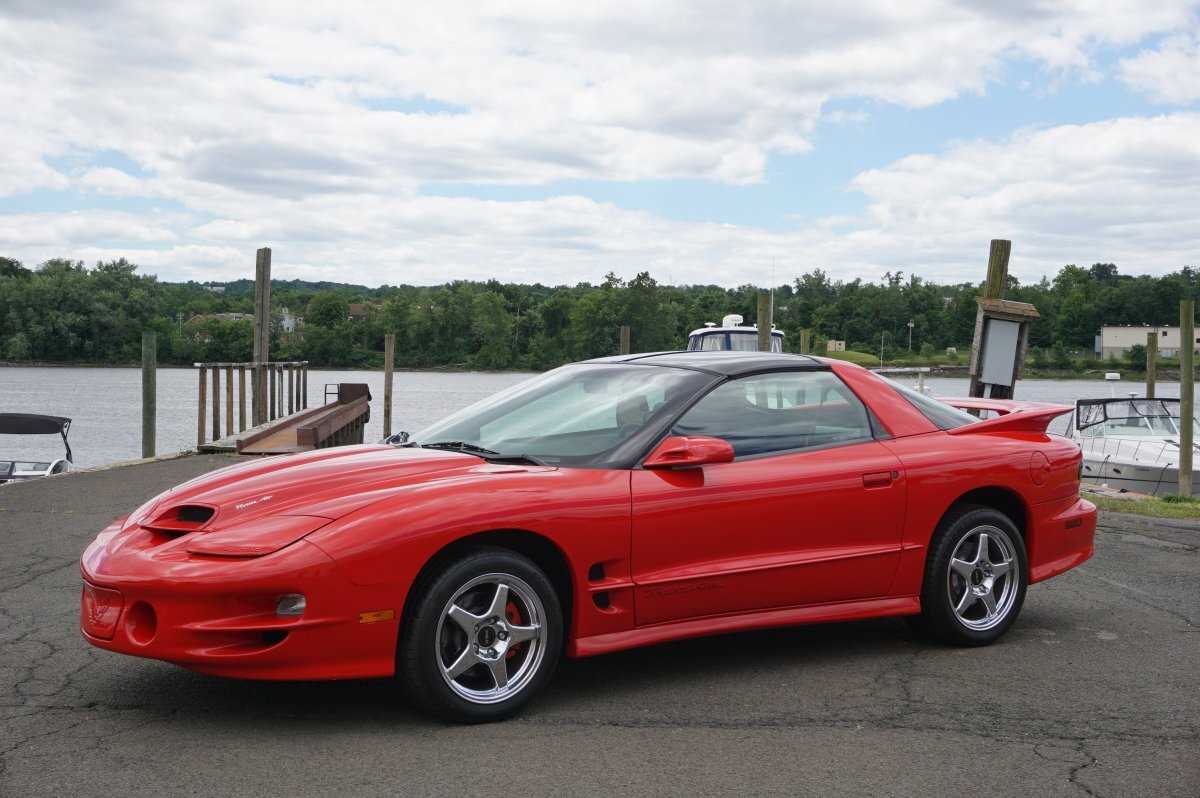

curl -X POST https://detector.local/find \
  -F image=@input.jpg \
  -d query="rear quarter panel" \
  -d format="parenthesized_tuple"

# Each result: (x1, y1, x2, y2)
(880, 430, 1088, 595)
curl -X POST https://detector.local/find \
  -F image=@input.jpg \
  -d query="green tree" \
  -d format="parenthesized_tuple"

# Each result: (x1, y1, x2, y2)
(306, 292, 349, 328)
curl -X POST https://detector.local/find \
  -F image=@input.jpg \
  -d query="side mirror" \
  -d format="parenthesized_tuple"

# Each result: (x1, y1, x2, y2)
(643, 435, 735, 470)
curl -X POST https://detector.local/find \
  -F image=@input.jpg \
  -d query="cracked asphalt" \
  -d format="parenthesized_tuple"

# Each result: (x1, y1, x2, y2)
(2, 454, 1198, 797)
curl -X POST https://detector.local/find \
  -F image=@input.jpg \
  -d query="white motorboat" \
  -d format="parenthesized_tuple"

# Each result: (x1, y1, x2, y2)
(1062, 397, 1200, 496)
(0, 413, 73, 484)
(687, 314, 784, 353)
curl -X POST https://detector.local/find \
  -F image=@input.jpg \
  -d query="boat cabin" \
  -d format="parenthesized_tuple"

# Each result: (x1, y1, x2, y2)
(0, 413, 73, 484)
(687, 314, 784, 353)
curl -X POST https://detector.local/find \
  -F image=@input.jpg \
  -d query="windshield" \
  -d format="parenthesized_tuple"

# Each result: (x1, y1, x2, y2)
(410, 364, 713, 466)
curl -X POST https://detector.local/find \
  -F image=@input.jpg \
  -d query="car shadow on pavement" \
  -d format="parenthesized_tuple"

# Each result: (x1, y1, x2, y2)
(79, 616, 918, 728)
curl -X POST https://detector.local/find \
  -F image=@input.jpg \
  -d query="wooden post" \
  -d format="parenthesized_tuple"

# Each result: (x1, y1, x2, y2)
(1180, 300, 1194, 497)
(384, 334, 395, 438)
(619, 325, 631, 355)
(756, 291, 772, 352)
(302, 365, 308, 409)
(238, 367, 247, 432)
(224, 365, 233, 434)
(799, 329, 811, 355)
(287, 364, 294, 415)
(252, 247, 271, 425)
(984, 239, 1011, 299)
(197, 367, 207, 447)
(211, 366, 220, 440)
(968, 239, 1013, 398)
(1146, 331, 1158, 399)
(269, 363, 276, 421)
(141, 332, 156, 458)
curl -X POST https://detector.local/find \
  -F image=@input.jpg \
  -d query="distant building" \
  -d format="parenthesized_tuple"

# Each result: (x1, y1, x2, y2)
(203, 284, 225, 294)
(278, 307, 302, 333)
(1096, 325, 1200, 358)
(826, 339, 846, 352)
(348, 303, 370, 320)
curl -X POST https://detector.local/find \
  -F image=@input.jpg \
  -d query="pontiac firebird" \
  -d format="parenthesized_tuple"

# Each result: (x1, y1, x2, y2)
(81, 352, 1095, 722)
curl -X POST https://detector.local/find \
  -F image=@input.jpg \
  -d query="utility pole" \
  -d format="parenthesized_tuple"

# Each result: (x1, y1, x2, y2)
(1180, 300, 1194, 497)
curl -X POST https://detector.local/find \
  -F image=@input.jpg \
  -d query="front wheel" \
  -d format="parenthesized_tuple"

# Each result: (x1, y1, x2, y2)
(398, 548, 562, 722)
(912, 506, 1027, 646)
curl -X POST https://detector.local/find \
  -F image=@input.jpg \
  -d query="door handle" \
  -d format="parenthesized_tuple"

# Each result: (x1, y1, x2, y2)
(862, 470, 897, 488)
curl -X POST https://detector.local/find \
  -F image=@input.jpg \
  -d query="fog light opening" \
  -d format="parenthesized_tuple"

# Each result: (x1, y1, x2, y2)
(125, 601, 158, 646)
(276, 593, 307, 617)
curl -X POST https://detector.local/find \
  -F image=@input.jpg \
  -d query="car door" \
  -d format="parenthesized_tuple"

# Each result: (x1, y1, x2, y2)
(630, 368, 907, 626)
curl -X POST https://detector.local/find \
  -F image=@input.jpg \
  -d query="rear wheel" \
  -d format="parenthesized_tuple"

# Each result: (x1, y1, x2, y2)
(398, 548, 562, 722)
(912, 505, 1027, 646)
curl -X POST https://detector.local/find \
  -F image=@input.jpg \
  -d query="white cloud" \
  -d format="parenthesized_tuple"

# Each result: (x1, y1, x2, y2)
(1119, 34, 1200, 104)
(1, 2, 1198, 286)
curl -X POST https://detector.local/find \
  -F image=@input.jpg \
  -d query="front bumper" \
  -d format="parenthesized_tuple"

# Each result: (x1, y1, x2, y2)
(80, 524, 400, 680)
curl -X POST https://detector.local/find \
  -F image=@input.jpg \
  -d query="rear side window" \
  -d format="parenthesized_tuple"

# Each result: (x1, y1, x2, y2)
(884, 378, 978, 430)
(671, 370, 874, 457)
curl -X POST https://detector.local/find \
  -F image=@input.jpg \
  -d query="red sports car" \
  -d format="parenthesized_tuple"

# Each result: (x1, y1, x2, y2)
(81, 352, 1095, 722)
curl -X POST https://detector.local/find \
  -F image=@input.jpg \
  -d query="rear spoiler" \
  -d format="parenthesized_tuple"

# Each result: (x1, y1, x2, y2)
(938, 398, 1073, 436)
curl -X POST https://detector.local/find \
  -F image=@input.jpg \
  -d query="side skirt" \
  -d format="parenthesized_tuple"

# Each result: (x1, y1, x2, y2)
(568, 595, 920, 658)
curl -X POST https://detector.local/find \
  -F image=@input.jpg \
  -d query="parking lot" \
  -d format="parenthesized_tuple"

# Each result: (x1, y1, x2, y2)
(2, 454, 1197, 797)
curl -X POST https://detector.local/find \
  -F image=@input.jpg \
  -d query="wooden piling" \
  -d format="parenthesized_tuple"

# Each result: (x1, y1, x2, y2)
(197, 367, 207, 447)
(1146, 331, 1158, 399)
(288, 364, 294, 415)
(224, 365, 233, 434)
(211, 366, 220, 440)
(141, 331, 156, 458)
(984, 240, 1011, 299)
(1180, 300, 1194, 497)
(238, 367, 247, 432)
(799, 329, 811, 355)
(252, 247, 271, 425)
(619, 325, 631, 355)
(302, 365, 308, 409)
(269, 364, 276, 421)
(384, 333, 395, 438)
(757, 292, 772, 352)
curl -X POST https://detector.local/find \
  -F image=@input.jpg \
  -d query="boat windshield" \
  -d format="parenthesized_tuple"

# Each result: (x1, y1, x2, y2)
(409, 364, 713, 466)
(1077, 399, 1198, 437)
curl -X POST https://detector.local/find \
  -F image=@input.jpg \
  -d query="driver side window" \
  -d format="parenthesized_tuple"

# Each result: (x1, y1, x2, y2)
(671, 370, 874, 458)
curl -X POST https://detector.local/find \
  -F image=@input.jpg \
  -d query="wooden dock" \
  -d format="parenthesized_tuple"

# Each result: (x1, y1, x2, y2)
(197, 383, 371, 455)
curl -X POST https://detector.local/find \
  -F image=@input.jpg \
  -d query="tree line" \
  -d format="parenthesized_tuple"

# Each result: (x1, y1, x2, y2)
(2, 255, 1198, 371)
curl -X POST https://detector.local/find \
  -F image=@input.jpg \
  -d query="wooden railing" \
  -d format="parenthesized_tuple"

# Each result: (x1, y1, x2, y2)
(194, 361, 309, 446)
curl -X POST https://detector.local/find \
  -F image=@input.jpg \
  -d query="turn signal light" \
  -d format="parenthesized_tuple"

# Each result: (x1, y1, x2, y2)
(276, 593, 307, 617)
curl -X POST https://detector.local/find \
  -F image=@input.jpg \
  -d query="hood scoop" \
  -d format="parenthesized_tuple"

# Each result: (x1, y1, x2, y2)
(143, 505, 216, 535)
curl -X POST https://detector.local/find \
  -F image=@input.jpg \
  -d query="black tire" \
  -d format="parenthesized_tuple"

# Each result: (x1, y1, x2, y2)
(398, 547, 562, 723)
(911, 504, 1028, 646)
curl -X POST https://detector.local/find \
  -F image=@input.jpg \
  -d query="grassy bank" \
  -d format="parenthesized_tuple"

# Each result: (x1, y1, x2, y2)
(1085, 491, 1200, 519)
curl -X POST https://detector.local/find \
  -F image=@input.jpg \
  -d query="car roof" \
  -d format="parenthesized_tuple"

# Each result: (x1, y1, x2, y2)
(580, 350, 828, 376)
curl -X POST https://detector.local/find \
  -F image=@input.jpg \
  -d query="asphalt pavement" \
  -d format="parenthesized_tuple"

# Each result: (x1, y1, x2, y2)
(2, 454, 1197, 797)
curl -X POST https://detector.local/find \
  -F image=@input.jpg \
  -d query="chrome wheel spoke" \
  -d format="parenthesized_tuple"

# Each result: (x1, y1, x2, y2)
(992, 558, 1011, 580)
(486, 655, 508, 690)
(950, 557, 974, 580)
(445, 646, 479, 680)
(980, 589, 998, 617)
(507, 622, 540, 645)
(485, 583, 509, 620)
(447, 604, 481, 635)
(974, 533, 990, 565)
(954, 587, 976, 616)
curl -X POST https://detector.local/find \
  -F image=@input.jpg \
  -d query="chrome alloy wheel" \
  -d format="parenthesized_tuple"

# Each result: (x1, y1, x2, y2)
(435, 572, 548, 705)
(947, 525, 1020, 631)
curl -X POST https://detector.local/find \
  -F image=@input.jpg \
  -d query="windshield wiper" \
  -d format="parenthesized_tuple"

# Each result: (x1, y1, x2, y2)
(418, 441, 546, 466)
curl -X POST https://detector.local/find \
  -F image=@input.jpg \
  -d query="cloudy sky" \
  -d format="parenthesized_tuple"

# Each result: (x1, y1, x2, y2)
(1, 1, 1198, 287)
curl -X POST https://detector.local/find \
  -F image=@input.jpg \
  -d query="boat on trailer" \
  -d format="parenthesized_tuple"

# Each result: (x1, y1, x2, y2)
(0, 413, 73, 484)
(1061, 397, 1199, 496)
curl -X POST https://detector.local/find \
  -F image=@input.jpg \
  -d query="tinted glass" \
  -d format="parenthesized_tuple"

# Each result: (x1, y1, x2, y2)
(884, 378, 979, 430)
(672, 370, 873, 457)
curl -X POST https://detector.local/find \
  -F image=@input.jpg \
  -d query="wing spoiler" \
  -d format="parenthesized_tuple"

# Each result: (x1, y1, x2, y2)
(938, 397, 1073, 436)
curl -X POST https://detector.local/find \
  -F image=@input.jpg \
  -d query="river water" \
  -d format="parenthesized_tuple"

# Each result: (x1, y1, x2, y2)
(0, 365, 1190, 469)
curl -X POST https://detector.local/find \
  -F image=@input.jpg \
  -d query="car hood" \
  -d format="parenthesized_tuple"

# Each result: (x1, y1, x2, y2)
(118, 445, 547, 556)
